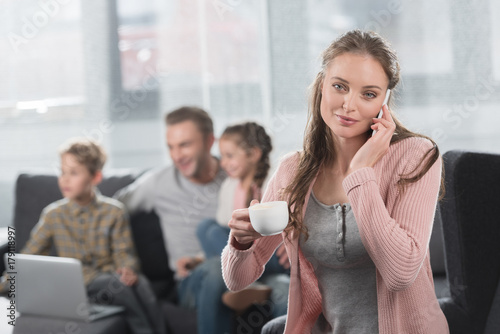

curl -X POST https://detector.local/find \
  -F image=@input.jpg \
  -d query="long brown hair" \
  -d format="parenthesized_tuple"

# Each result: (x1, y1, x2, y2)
(221, 122, 273, 207)
(283, 30, 444, 239)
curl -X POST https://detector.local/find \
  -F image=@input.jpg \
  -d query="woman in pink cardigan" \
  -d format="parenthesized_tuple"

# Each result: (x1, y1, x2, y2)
(222, 30, 449, 334)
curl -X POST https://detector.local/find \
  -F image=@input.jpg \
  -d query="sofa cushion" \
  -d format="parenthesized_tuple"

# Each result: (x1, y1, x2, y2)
(129, 211, 176, 301)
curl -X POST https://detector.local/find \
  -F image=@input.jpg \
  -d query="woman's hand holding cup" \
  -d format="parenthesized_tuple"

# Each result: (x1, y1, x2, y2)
(228, 199, 263, 250)
(229, 199, 289, 250)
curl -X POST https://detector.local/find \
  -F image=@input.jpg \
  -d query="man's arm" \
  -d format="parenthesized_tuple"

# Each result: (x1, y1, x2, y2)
(114, 169, 159, 215)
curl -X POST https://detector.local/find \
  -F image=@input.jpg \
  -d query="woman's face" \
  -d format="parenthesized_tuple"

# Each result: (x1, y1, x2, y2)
(320, 52, 390, 140)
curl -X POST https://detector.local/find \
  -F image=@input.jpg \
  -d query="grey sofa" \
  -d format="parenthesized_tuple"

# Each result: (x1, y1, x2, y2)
(438, 150, 500, 334)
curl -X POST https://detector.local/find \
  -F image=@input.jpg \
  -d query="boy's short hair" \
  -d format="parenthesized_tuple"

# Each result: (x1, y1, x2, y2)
(165, 106, 213, 138)
(59, 138, 107, 175)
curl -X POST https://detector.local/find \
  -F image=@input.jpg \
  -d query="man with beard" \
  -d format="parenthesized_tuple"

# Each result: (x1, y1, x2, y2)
(115, 106, 230, 334)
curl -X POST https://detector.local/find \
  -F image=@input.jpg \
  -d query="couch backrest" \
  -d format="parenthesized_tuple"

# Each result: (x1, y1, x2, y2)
(440, 150, 500, 333)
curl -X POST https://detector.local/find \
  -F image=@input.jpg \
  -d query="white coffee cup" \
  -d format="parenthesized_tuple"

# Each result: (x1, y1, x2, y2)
(248, 201, 289, 236)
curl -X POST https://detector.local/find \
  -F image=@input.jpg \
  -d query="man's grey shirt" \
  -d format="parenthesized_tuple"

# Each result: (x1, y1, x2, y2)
(115, 164, 226, 274)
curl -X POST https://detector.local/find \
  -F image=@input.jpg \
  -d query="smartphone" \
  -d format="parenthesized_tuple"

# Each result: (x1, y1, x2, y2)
(372, 89, 391, 136)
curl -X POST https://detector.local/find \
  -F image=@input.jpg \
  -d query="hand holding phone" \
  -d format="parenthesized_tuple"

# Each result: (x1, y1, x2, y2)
(372, 89, 391, 136)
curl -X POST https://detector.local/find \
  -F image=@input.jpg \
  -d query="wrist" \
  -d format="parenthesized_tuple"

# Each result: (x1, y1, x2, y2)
(232, 238, 253, 250)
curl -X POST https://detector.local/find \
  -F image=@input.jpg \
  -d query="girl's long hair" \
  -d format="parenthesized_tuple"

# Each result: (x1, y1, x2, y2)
(221, 122, 273, 207)
(283, 30, 444, 239)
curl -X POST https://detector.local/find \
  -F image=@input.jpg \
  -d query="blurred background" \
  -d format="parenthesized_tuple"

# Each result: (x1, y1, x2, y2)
(0, 0, 499, 228)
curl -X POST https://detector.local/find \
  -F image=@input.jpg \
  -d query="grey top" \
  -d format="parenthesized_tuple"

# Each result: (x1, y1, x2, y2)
(115, 164, 226, 275)
(300, 191, 378, 334)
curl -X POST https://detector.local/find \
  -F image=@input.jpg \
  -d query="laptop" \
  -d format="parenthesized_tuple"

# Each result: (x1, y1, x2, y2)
(5, 253, 125, 322)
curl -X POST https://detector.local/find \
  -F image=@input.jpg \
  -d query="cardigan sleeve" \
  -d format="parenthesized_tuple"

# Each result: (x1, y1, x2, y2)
(221, 152, 298, 291)
(343, 138, 442, 292)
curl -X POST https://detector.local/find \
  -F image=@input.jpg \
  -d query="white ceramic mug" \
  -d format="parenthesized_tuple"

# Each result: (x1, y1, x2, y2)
(248, 201, 289, 236)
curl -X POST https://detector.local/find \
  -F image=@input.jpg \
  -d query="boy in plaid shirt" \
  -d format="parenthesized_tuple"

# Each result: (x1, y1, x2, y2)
(1, 138, 165, 334)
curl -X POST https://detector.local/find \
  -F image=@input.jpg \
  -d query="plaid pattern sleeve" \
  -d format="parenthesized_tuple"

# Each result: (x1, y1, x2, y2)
(0, 205, 55, 293)
(21, 207, 55, 255)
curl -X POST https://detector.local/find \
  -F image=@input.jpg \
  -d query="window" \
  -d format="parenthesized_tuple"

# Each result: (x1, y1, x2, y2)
(0, 0, 85, 227)
(1, 0, 499, 228)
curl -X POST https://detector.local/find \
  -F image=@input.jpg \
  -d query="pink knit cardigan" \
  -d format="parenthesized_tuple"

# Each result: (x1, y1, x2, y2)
(222, 137, 449, 334)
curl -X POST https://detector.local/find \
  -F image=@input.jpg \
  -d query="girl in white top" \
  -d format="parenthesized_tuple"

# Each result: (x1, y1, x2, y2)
(197, 122, 290, 318)
(197, 121, 272, 258)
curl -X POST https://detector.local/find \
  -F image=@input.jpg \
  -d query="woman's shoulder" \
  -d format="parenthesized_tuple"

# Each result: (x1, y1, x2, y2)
(264, 151, 302, 187)
(385, 136, 440, 173)
(389, 136, 436, 158)
(276, 151, 302, 173)
(280, 150, 302, 164)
